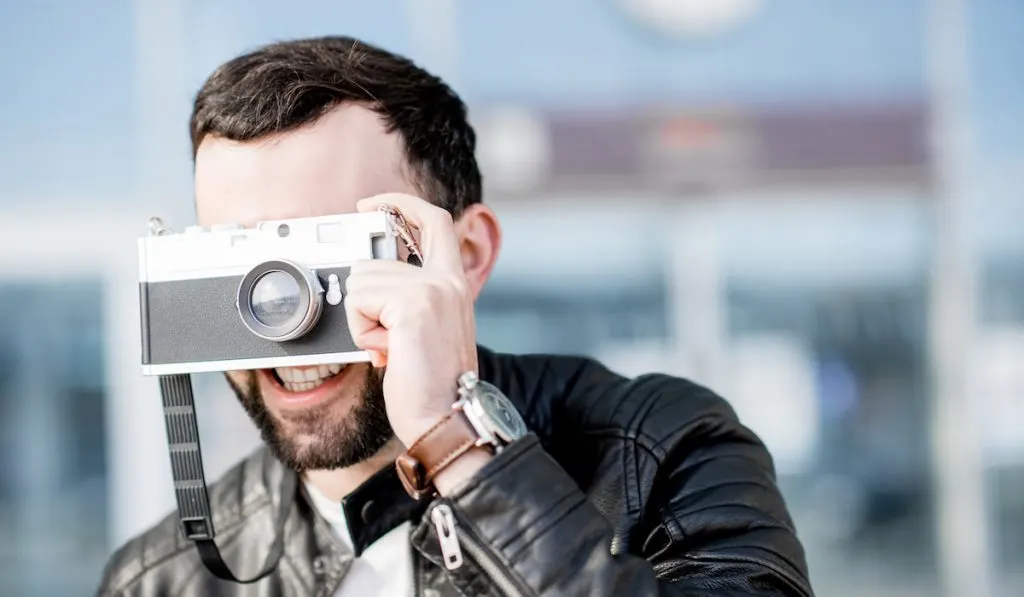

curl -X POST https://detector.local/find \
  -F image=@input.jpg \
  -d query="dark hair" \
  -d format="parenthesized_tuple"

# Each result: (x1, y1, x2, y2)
(190, 35, 481, 216)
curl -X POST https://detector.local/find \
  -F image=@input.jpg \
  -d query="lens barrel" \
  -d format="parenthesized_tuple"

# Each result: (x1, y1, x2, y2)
(236, 260, 324, 341)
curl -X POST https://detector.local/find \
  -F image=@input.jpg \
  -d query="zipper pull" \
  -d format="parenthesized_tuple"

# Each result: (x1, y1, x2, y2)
(431, 504, 464, 570)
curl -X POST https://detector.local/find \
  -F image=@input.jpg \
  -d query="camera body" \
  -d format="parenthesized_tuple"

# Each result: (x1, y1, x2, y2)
(138, 211, 399, 375)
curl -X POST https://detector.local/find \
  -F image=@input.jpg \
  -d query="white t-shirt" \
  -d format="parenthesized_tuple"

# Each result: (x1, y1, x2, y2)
(304, 482, 414, 596)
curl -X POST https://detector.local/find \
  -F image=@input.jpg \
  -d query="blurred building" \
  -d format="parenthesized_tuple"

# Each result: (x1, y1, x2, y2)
(1, 1, 1022, 596)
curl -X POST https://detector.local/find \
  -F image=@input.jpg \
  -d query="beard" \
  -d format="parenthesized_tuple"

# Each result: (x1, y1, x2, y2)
(225, 366, 394, 472)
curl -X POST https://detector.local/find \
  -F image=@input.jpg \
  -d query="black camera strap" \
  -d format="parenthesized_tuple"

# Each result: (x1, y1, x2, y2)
(159, 374, 296, 584)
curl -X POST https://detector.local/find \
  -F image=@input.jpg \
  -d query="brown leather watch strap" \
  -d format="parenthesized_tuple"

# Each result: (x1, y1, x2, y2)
(395, 406, 484, 500)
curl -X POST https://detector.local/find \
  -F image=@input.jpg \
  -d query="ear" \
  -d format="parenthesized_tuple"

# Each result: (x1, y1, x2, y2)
(453, 203, 501, 299)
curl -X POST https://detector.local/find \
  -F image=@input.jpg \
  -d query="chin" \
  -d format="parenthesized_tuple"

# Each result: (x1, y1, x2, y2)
(227, 361, 392, 471)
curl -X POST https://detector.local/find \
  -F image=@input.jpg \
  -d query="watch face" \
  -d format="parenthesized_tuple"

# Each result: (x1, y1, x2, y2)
(475, 382, 527, 444)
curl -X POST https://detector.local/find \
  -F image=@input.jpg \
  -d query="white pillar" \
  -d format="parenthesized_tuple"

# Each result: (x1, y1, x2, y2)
(103, 261, 175, 549)
(924, 1, 993, 596)
(667, 202, 727, 391)
(102, 0, 194, 550)
(132, 0, 192, 219)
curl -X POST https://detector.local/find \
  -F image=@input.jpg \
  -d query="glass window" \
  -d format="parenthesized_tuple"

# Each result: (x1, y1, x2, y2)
(719, 197, 938, 594)
(476, 199, 671, 359)
(0, 281, 108, 596)
(979, 250, 1024, 589)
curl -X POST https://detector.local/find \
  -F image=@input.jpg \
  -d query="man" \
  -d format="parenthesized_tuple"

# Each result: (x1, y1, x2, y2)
(97, 35, 813, 596)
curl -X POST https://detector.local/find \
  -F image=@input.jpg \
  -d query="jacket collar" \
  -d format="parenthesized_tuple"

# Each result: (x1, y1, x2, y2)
(338, 464, 426, 556)
(274, 461, 426, 591)
(283, 346, 502, 556)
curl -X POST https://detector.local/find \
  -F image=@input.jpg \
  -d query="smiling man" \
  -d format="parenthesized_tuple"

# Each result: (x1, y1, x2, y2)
(97, 36, 813, 596)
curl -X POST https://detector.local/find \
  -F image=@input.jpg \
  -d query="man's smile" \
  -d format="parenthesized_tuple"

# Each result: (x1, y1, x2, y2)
(258, 363, 365, 410)
(271, 363, 347, 392)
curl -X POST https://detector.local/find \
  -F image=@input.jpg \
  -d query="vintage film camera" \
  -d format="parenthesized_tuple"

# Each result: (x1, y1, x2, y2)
(138, 210, 402, 375)
(136, 209, 403, 583)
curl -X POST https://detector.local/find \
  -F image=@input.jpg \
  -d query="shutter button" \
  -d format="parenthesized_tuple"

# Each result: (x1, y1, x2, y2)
(325, 274, 343, 305)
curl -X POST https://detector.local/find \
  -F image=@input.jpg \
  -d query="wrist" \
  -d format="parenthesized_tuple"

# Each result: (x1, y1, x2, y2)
(433, 448, 492, 495)
(395, 369, 477, 447)
(396, 411, 454, 450)
(394, 371, 527, 500)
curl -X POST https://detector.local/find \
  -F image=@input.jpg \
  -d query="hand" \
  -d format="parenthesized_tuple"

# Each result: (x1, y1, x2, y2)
(343, 193, 479, 448)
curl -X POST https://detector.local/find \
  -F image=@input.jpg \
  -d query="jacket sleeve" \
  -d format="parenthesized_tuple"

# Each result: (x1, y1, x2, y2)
(413, 380, 814, 596)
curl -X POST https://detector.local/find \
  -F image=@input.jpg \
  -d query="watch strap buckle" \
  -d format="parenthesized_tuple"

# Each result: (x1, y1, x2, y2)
(395, 405, 487, 500)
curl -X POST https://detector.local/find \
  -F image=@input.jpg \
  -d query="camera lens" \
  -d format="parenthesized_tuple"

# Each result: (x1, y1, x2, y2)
(237, 260, 324, 341)
(250, 271, 301, 327)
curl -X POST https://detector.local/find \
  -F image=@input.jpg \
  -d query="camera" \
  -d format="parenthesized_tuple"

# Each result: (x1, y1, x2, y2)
(137, 211, 400, 376)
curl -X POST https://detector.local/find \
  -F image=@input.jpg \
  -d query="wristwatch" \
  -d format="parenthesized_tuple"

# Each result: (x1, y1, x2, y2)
(395, 371, 528, 499)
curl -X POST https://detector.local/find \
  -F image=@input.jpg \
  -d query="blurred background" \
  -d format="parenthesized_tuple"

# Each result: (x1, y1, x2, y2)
(0, 0, 1022, 595)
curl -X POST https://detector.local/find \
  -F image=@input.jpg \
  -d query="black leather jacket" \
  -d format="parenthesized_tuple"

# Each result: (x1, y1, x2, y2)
(97, 347, 814, 596)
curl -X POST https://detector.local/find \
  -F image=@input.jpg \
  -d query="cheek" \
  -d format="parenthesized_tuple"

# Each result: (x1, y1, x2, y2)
(226, 370, 263, 400)
(226, 370, 250, 387)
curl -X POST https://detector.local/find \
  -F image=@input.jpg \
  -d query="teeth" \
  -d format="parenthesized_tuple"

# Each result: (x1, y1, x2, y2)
(274, 364, 346, 393)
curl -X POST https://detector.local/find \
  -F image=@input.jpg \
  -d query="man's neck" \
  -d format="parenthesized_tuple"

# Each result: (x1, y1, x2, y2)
(303, 438, 405, 502)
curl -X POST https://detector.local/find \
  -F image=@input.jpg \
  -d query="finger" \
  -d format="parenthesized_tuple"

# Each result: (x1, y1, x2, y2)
(357, 193, 462, 272)
(342, 284, 387, 359)
(346, 259, 450, 296)
(346, 265, 467, 325)
(348, 258, 421, 278)
(345, 261, 421, 302)
(356, 328, 389, 367)
(351, 325, 388, 354)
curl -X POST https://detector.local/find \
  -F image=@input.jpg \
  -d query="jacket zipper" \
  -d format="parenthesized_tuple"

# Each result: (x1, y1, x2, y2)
(430, 502, 529, 597)
(410, 546, 421, 597)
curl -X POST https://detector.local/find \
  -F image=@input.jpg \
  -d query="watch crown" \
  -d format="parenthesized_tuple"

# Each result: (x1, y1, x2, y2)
(457, 371, 479, 390)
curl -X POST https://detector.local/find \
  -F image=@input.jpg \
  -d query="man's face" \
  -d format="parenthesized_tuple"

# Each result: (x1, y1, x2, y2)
(194, 104, 421, 472)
